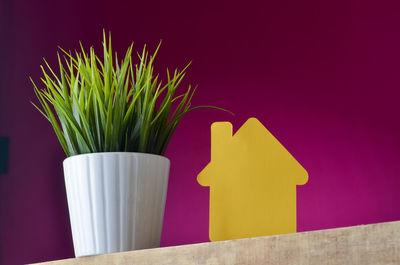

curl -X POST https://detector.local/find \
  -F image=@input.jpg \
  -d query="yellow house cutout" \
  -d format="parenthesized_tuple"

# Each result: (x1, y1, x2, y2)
(197, 118, 308, 241)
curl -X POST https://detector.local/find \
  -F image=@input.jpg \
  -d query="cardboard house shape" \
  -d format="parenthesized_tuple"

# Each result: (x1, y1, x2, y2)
(197, 118, 308, 241)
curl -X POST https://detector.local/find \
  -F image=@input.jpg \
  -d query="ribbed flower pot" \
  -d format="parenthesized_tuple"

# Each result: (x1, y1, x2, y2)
(63, 152, 170, 257)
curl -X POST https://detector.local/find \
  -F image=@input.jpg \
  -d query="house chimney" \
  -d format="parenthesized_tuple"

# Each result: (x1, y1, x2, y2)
(211, 122, 232, 160)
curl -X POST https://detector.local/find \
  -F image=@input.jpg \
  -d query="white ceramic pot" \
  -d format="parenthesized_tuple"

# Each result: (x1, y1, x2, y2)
(63, 152, 170, 257)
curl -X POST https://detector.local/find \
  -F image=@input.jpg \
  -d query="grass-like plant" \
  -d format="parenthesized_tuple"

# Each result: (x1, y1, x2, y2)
(32, 33, 226, 157)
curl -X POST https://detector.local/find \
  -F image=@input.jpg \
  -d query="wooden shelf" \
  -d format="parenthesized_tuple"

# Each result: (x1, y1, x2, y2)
(34, 221, 400, 265)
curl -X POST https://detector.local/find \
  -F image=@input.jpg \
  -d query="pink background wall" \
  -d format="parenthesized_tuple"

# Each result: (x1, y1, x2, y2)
(1, 0, 400, 264)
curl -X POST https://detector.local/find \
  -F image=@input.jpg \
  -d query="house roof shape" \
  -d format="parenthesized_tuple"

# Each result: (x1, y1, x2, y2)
(198, 117, 308, 187)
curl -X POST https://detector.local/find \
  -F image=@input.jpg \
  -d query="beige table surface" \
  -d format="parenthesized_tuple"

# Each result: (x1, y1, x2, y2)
(33, 221, 400, 265)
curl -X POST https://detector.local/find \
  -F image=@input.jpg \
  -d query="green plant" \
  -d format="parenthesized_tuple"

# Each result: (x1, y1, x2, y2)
(32, 32, 227, 157)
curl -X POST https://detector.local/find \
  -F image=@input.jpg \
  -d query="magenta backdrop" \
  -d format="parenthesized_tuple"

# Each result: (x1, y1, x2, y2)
(1, 0, 400, 264)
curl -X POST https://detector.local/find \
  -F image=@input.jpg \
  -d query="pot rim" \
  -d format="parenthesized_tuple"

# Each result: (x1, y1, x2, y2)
(63, 152, 169, 164)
